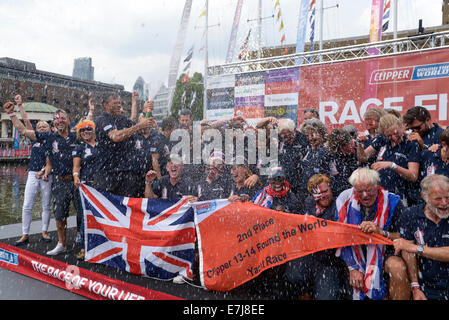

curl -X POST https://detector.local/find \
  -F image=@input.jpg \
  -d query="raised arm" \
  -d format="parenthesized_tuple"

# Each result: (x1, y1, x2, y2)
(130, 90, 139, 122)
(356, 142, 376, 163)
(14, 95, 33, 130)
(144, 170, 159, 198)
(86, 96, 96, 121)
(107, 119, 151, 143)
(2, 102, 37, 141)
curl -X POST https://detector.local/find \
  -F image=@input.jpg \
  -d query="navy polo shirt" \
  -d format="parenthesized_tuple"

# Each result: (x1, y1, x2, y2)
(421, 123, 444, 149)
(130, 133, 157, 174)
(270, 190, 302, 214)
(329, 150, 360, 198)
(371, 135, 421, 198)
(303, 197, 341, 263)
(151, 175, 194, 199)
(35, 131, 78, 176)
(420, 147, 449, 179)
(229, 183, 260, 200)
(95, 112, 136, 173)
(72, 142, 100, 181)
(278, 132, 310, 189)
(27, 141, 48, 172)
(401, 204, 449, 293)
(299, 145, 331, 192)
(153, 133, 176, 177)
(196, 173, 233, 201)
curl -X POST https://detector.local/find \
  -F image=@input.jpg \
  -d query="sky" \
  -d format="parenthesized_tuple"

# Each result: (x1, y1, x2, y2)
(0, 0, 443, 95)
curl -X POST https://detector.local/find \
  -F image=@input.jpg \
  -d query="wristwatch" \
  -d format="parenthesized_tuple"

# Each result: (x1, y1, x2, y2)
(416, 245, 424, 256)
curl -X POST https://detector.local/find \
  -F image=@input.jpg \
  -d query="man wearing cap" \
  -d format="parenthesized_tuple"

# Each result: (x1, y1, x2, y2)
(3, 101, 80, 256)
(252, 166, 302, 214)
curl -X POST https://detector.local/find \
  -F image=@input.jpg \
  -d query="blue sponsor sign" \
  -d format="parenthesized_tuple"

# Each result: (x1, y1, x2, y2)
(412, 62, 449, 80)
(0, 248, 19, 265)
(195, 201, 217, 215)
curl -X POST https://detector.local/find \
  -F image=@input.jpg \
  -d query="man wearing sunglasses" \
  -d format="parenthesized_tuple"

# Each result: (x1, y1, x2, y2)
(403, 106, 444, 150)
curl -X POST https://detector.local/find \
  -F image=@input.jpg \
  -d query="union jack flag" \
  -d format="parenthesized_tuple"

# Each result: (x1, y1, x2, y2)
(79, 184, 196, 280)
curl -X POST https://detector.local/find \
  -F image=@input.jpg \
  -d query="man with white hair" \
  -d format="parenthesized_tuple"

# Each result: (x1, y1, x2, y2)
(393, 174, 449, 300)
(335, 167, 409, 300)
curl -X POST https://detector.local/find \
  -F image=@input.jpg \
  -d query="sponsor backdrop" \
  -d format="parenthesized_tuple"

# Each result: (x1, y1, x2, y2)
(206, 48, 449, 129)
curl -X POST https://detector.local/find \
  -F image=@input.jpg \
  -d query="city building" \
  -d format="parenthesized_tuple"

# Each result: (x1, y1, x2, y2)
(153, 84, 169, 125)
(72, 57, 95, 81)
(0, 57, 133, 150)
(133, 76, 148, 101)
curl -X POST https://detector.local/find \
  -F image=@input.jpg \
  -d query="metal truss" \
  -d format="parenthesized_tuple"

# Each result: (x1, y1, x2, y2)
(207, 30, 449, 77)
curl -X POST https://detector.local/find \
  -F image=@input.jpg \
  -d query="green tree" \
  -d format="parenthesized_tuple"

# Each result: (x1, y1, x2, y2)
(171, 72, 204, 121)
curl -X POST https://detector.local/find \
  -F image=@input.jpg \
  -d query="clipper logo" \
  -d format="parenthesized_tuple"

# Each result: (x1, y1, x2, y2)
(370, 66, 414, 84)
(370, 62, 449, 84)
(0, 248, 18, 265)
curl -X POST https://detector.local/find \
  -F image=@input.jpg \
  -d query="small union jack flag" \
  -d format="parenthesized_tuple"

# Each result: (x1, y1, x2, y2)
(79, 184, 196, 280)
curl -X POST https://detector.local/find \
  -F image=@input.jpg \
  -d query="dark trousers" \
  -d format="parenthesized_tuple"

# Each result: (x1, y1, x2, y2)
(51, 178, 80, 222)
(284, 254, 349, 300)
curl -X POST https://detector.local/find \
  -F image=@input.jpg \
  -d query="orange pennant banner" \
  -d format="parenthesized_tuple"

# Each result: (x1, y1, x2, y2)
(194, 200, 392, 292)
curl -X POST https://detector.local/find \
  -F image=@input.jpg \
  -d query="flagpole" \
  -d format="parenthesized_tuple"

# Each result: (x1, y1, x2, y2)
(319, 0, 323, 61)
(203, 0, 209, 120)
(257, 0, 262, 58)
(393, 0, 397, 40)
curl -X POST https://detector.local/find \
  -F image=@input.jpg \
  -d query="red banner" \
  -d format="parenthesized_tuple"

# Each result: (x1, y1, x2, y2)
(0, 242, 181, 300)
(194, 200, 391, 292)
(297, 48, 449, 130)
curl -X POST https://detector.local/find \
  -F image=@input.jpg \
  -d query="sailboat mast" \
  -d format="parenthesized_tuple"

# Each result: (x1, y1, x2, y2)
(226, 0, 244, 63)
(166, 0, 193, 116)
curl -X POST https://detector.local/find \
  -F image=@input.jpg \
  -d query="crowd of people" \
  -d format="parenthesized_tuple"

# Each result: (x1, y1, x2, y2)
(2, 92, 449, 300)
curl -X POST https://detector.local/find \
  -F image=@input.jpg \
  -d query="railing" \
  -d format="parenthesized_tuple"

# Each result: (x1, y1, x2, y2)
(207, 30, 449, 77)
(0, 146, 32, 160)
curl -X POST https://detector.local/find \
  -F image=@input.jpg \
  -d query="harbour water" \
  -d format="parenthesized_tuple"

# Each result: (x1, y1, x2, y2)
(0, 162, 76, 227)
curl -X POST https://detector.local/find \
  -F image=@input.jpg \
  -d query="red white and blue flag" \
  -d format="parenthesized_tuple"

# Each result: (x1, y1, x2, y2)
(335, 186, 400, 300)
(79, 184, 196, 281)
(382, 0, 391, 32)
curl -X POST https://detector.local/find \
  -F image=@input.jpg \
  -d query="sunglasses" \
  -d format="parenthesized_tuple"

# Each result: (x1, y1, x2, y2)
(178, 109, 191, 115)
(408, 122, 424, 131)
(79, 127, 93, 133)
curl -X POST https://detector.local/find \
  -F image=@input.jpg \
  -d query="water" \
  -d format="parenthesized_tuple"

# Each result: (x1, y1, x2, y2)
(0, 162, 76, 227)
